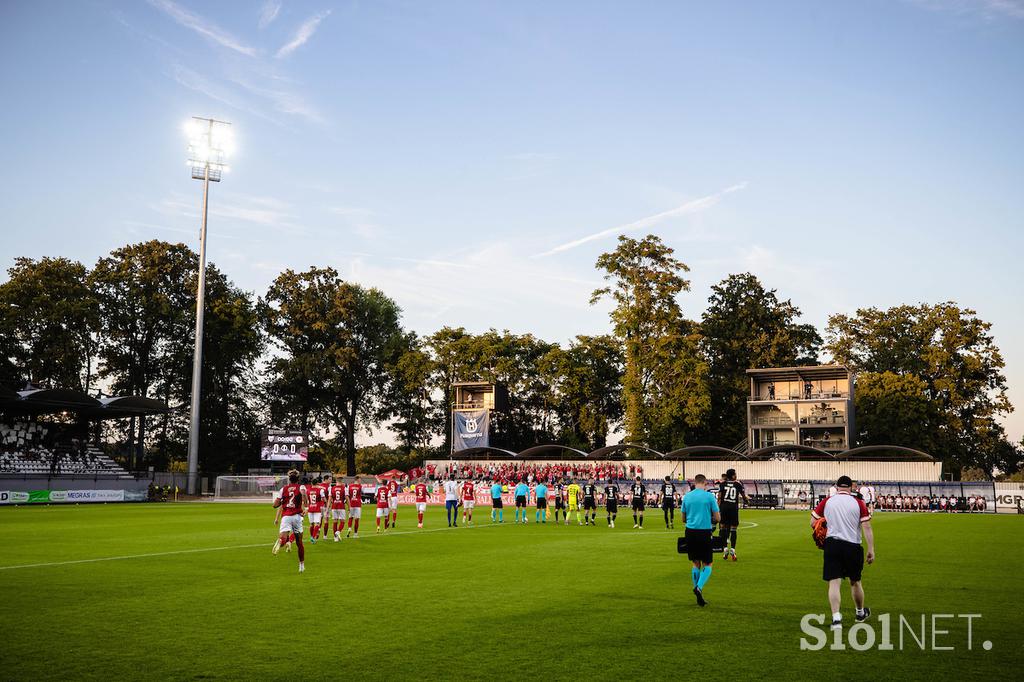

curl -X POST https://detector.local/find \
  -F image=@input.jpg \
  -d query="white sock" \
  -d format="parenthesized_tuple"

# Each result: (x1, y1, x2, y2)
(856, 608, 865, 616)
(832, 612, 842, 622)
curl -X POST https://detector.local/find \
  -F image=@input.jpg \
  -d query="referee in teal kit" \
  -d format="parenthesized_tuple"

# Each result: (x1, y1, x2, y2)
(681, 474, 720, 607)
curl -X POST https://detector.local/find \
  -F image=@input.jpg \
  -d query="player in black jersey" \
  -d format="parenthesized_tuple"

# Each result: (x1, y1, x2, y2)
(660, 476, 679, 529)
(553, 480, 566, 524)
(582, 479, 598, 525)
(630, 476, 646, 529)
(717, 468, 748, 561)
(604, 481, 619, 527)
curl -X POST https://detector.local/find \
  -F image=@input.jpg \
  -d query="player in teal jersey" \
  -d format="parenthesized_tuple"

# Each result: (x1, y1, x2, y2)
(514, 480, 530, 523)
(490, 481, 504, 523)
(535, 481, 549, 523)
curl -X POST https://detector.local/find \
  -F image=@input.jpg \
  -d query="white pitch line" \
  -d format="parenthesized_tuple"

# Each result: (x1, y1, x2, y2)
(0, 519, 758, 571)
(0, 521, 504, 571)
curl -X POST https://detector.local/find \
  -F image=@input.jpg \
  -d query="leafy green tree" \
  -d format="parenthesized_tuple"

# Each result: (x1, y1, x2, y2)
(541, 335, 623, 449)
(90, 241, 262, 472)
(261, 267, 408, 475)
(827, 302, 1014, 475)
(423, 327, 476, 453)
(591, 235, 709, 450)
(90, 242, 197, 468)
(389, 334, 436, 453)
(699, 273, 821, 446)
(0, 257, 99, 390)
(853, 371, 932, 451)
(355, 443, 422, 475)
(424, 328, 560, 452)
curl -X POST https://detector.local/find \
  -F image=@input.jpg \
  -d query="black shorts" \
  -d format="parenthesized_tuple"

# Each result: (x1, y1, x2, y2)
(632, 499, 645, 512)
(662, 499, 676, 510)
(822, 538, 864, 582)
(606, 500, 618, 513)
(537, 498, 548, 509)
(583, 498, 596, 510)
(720, 504, 739, 527)
(685, 528, 714, 564)
(492, 498, 503, 509)
(555, 498, 565, 510)
(515, 495, 527, 508)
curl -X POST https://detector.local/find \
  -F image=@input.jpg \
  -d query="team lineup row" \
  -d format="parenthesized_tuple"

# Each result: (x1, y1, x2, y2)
(270, 469, 752, 573)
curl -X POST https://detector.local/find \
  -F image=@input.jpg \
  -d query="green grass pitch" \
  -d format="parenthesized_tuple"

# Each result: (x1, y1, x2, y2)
(1, 503, 1021, 680)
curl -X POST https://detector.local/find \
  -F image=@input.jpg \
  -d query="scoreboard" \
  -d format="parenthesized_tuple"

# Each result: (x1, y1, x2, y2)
(260, 428, 309, 462)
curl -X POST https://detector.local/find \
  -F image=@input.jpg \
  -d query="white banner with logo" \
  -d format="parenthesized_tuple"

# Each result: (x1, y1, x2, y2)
(0, 491, 29, 505)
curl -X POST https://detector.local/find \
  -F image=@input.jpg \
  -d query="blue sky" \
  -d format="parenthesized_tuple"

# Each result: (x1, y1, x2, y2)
(1, 1, 1022, 443)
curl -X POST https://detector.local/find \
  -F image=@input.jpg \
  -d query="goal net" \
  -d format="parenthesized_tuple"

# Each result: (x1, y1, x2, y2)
(214, 475, 289, 502)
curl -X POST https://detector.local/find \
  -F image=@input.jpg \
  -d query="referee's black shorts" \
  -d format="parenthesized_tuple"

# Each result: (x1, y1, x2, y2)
(822, 537, 864, 582)
(515, 495, 527, 508)
(720, 505, 739, 527)
(491, 497, 503, 509)
(685, 528, 714, 564)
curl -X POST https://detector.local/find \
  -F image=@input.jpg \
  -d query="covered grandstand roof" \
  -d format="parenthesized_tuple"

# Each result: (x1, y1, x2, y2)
(518, 444, 591, 459)
(745, 364, 850, 382)
(588, 443, 665, 460)
(1, 388, 167, 418)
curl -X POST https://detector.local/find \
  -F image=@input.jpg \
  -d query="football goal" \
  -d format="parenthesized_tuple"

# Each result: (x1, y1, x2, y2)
(214, 475, 289, 502)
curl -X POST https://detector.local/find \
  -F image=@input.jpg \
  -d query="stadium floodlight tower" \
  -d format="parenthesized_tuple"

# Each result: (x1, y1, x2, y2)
(184, 117, 233, 496)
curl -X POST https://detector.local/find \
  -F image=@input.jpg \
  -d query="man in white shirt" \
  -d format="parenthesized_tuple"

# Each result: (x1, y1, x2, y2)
(810, 475, 875, 631)
(443, 477, 459, 527)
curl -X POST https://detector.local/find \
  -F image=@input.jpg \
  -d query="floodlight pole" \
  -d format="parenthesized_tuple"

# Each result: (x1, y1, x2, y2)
(186, 118, 214, 497)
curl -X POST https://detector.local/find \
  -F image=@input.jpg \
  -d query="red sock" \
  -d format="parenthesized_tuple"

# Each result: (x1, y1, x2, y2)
(376, 518, 381, 530)
(354, 519, 359, 533)
(418, 512, 423, 524)
(296, 536, 305, 562)
(289, 533, 295, 543)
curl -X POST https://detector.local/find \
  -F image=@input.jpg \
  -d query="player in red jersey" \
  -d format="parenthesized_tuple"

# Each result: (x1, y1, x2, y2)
(272, 469, 308, 573)
(346, 476, 363, 538)
(307, 477, 327, 543)
(414, 479, 429, 528)
(387, 478, 400, 528)
(328, 475, 347, 542)
(375, 482, 391, 533)
(460, 479, 476, 526)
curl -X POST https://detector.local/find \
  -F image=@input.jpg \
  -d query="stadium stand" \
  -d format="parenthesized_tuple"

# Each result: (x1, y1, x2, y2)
(1, 420, 130, 477)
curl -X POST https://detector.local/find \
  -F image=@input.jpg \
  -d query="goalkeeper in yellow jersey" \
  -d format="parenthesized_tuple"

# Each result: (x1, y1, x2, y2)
(566, 480, 583, 525)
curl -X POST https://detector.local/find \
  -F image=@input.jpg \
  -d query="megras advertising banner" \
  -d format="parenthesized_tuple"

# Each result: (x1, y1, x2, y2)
(994, 482, 1024, 513)
(0, 489, 127, 504)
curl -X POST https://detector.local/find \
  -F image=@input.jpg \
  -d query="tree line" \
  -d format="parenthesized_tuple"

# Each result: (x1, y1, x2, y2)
(0, 235, 1019, 478)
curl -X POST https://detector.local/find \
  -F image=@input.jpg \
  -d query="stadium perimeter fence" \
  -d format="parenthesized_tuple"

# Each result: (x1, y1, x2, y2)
(211, 475, 1019, 513)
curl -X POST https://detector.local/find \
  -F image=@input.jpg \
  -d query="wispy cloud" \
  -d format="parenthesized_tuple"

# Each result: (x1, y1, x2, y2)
(169, 64, 285, 125)
(276, 10, 331, 58)
(258, 0, 282, 29)
(506, 152, 559, 162)
(533, 182, 748, 257)
(906, 0, 1024, 20)
(147, 0, 258, 56)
